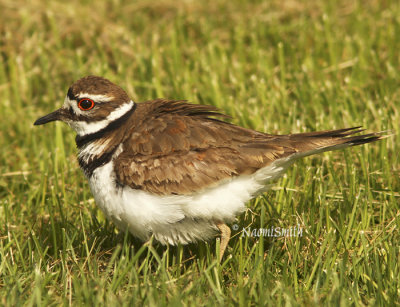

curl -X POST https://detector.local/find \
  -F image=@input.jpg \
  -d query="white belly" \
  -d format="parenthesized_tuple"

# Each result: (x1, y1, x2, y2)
(88, 156, 292, 245)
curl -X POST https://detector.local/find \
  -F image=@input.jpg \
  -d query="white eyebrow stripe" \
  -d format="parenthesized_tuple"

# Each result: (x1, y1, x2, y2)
(71, 100, 135, 136)
(77, 93, 114, 102)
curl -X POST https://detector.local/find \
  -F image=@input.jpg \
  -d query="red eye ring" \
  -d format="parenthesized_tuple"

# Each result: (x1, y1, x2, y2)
(78, 98, 95, 111)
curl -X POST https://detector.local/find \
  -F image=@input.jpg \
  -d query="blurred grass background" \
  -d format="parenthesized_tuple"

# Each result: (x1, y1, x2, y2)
(0, 0, 399, 305)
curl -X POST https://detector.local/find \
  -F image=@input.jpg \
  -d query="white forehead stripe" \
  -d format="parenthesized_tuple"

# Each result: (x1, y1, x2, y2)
(77, 93, 114, 102)
(69, 100, 135, 136)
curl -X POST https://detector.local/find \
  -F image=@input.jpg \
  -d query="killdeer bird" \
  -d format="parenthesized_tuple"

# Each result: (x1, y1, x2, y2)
(34, 76, 385, 261)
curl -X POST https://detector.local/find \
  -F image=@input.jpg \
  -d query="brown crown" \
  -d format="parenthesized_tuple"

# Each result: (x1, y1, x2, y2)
(68, 75, 131, 102)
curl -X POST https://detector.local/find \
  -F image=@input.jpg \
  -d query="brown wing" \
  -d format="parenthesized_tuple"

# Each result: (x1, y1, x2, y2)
(114, 100, 295, 195)
(114, 99, 385, 195)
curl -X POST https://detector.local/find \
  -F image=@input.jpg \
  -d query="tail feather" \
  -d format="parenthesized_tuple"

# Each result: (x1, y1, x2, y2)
(290, 126, 365, 138)
(287, 127, 391, 159)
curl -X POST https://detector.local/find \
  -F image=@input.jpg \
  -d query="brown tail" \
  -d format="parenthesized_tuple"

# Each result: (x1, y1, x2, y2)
(287, 127, 390, 158)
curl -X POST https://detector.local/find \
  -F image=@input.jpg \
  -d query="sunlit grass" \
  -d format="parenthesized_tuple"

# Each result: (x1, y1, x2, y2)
(0, 0, 399, 305)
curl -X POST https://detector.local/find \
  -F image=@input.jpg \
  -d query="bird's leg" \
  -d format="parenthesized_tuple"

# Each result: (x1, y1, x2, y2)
(216, 222, 231, 262)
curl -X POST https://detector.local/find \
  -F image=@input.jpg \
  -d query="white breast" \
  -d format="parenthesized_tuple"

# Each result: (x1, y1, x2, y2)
(88, 153, 295, 245)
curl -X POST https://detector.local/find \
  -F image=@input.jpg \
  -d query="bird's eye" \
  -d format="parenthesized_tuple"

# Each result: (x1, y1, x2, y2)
(78, 98, 95, 111)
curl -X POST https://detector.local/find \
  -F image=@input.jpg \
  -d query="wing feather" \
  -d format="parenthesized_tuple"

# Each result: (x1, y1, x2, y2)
(114, 100, 385, 195)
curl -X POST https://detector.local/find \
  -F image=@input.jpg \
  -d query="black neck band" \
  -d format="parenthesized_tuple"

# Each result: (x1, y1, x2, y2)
(79, 150, 116, 177)
(75, 102, 137, 148)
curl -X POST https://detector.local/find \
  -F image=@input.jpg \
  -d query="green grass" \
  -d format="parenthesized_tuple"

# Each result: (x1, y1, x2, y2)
(1, 0, 399, 305)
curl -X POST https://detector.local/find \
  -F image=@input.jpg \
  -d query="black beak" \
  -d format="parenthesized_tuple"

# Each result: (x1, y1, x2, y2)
(34, 109, 63, 125)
